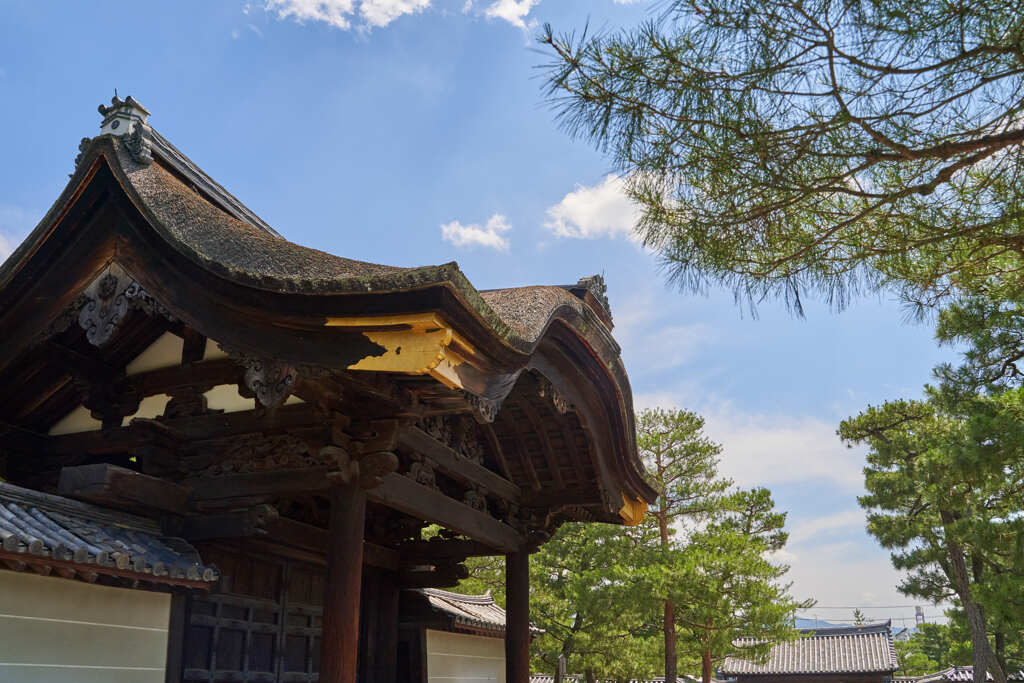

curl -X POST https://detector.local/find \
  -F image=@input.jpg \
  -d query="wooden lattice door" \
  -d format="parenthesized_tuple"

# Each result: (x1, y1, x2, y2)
(181, 547, 325, 682)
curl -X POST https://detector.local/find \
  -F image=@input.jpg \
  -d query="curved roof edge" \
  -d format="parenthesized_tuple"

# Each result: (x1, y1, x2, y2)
(0, 126, 656, 507)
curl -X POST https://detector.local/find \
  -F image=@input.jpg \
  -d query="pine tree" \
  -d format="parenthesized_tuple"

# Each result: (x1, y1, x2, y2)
(667, 488, 812, 683)
(841, 386, 1024, 683)
(637, 407, 731, 683)
(541, 0, 1024, 312)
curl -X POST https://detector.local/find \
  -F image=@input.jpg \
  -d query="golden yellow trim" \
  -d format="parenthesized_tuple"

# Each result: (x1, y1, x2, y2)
(324, 313, 474, 388)
(618, 493, 648, 526)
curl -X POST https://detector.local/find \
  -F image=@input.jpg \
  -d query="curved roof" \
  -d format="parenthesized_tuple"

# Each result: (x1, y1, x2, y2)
(419, 588, 510, 634)
(0, 99, 657, 512)
(914, 667, 1024, 683)
(720, 621, 898, 676)
(0, 481, 216, 586)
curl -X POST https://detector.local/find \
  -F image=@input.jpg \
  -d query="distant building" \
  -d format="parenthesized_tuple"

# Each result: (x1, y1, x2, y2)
(402, 588, 541, 682)
(719, 620, 899, 683)
(904, 667, 1024, 683)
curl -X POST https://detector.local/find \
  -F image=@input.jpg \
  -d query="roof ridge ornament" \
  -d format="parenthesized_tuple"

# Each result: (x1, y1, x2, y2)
(97, 93, 153, 166)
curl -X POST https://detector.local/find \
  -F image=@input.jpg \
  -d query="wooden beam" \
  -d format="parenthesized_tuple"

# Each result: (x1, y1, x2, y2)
(48, 402, 322, 456)
(397, 425, 521, 502)
(397, 538, 498, 562)
(186, 467, 331, 503)
(519, 398, 564, 489)
(175, 505, 277, 541)
(399, 564, 469, 589)
(59, 463, 188, 514)
(558, 416, 589, 488)
(504, 408, 542, 492)
(480, 423, 512, 480)
(367, 473, 523, 553)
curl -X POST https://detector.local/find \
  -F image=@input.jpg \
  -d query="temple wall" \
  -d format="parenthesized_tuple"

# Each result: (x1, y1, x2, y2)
(426, 628, 506, 683)
(0, 570, 170, 682)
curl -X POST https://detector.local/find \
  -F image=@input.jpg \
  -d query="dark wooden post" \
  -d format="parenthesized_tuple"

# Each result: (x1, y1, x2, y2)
(320, 482, 366, 682)
(505, 549, 530, 683)
(372, 571, 400, 682)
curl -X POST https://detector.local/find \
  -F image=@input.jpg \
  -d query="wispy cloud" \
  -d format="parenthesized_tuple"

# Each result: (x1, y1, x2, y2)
(441, 213, 512, 250)
(483, 0, 539, 29)
(0, 204, 38, 265)
(789, 509, 866, 545)
(634, 391, 865, 493)
(263, 0, 429, 30)
(544, 174, 642, 242)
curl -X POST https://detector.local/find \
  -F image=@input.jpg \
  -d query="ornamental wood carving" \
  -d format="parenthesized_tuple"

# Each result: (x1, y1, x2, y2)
(537, 376, 572, 414)
(407, 458, 437, 490)
(221, 345, 326, 408)
(202, 434, 329, 477)
(358, 451, 399, 490)
(69, 263, 175, 347)
(415, 415, 485, 464)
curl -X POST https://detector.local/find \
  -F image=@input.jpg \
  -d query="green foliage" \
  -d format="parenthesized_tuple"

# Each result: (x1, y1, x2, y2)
(528, 521, 662, 680)
(840, 381, 1024, 682)
(458, 407, 806, 682)
(541, 0, 1024, 312)
(663, 488, 812, 682)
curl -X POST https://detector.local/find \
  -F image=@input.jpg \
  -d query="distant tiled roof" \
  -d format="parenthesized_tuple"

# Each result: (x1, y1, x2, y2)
(914, 667, 1024, 682)
(720, 621, 898, 676)
(421, 588, 513, 634)
(0, 481, 217, 586)
(530, 676, 711, 683)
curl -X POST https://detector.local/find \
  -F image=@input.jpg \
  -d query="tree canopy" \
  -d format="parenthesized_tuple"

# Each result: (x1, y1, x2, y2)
(840, 384, 1024, 683)
(542, 0, 1024, 311)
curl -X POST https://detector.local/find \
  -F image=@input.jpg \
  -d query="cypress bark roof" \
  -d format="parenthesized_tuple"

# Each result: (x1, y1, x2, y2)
(0, 481, 217, 586)
(720, 621, 899, 676)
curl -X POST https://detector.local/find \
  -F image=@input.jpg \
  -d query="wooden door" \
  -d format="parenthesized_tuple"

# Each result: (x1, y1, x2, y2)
(179, 547, 324, 682)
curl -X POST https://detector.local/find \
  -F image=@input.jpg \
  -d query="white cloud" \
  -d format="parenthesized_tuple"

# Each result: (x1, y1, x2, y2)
(0, 204, 37, 265)
(705, 407, 866, 493)
(441, 213, 512, 250)
(0, 233, 17, 263)
(360, 0, 430, 27)
(544, 174, 642, 242)
(483, 0, 539, 29)
(263, 0, 429, 30)
(633, 392, 865, 493)
(789, 508, 865, 545)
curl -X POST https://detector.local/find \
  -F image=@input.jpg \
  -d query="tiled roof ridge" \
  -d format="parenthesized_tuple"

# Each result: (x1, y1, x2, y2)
(421, 587, 496, 605)
(797, 619, 892, 635)
(0, 481, 218, 585)
(721, 623, 898, 675)
(0, 480, 157, 533)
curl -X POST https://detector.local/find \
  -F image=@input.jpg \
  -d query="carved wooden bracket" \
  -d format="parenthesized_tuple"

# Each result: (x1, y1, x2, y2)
(463, 391, 502, 423)
(537, 376, 572, 414)
(220, 345, 326, 409)
(75, 263, 175, 347)
(322, 446, 398, 490)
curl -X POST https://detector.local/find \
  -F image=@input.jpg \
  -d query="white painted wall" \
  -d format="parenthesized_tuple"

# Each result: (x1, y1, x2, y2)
(0, 570, 171, 682)
(426, 628, 506, 683)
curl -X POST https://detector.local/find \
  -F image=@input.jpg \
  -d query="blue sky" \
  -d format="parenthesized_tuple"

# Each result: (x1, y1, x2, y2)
(0, 0, 953, 628)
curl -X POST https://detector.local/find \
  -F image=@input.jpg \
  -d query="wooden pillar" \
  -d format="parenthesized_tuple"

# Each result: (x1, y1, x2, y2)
(505, 549, 530, 683)
(372, 570, 400, 682)
(320, 482, 366, 682)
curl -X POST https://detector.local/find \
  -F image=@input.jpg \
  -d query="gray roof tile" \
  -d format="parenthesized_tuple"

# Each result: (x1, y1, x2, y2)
(720, 621, 898, 676)
(0, 481, 217, 584)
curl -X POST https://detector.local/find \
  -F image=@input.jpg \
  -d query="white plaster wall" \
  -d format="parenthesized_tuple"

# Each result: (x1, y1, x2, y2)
(0, 570, 171, 682)
(426, 628, 506, 683)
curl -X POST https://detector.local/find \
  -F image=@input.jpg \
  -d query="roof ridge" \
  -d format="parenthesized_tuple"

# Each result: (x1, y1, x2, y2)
(420, 587, 497, 604)
(147, 127, 282, 238)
